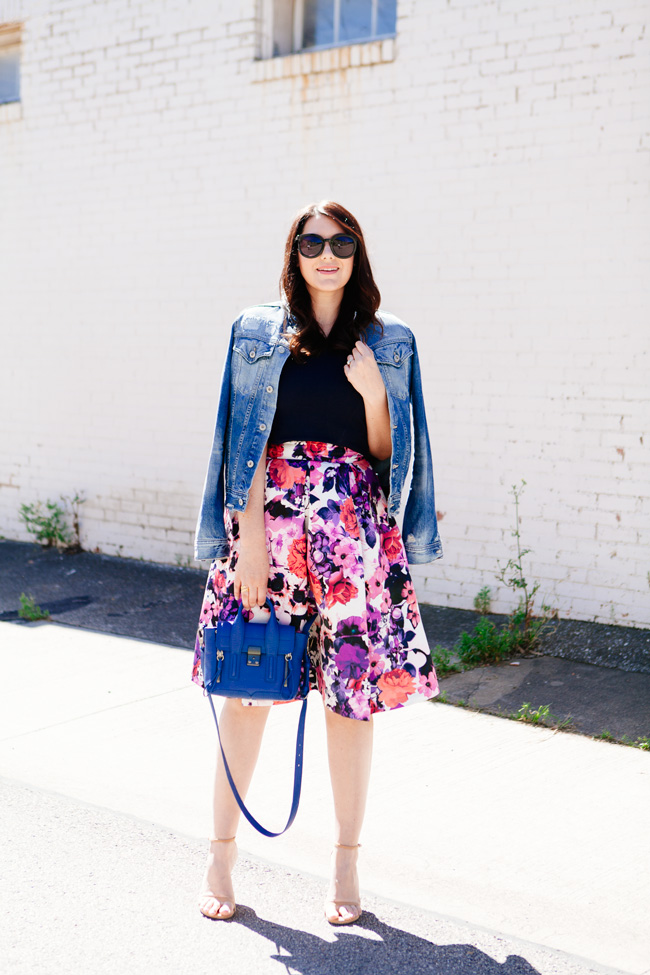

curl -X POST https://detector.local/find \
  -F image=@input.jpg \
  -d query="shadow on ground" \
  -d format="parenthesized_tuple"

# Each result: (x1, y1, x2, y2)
(229, 908, 540, 975)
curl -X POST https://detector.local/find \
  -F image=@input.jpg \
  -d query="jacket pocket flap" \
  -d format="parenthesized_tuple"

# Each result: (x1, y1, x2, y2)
(233, 336, 275, 362)
(373, 341, 413, 366)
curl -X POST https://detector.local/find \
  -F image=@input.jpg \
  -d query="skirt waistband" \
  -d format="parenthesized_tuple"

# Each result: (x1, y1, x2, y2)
(267, 440, 370, 466)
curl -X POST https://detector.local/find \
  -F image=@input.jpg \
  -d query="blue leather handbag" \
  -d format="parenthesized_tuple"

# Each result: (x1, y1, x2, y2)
(201, 598, 317, 837)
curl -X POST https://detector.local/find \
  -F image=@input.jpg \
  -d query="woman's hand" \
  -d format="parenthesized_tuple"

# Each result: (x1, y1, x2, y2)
(343, 340, 385, 402)
(344, 341, 392, 461)
(234, 537, 269, 610)
(235, 440, 269, 610)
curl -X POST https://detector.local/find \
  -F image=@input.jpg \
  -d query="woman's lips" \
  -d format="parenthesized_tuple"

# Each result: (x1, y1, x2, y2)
(317, 267, 338, 273)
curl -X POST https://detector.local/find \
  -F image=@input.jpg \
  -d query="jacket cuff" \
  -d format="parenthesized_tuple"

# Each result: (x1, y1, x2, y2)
(405, 544, 444, 565)
(194, 538, 230, 561)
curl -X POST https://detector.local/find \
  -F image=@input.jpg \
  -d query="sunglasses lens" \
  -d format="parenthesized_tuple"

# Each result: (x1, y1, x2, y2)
(331, 234, 357, 258)
(298, 234, 324, 257)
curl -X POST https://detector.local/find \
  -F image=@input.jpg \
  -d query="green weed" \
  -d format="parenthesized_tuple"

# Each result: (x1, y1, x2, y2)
(595, 730, 649, 750)
(453, 616, 513, 668)
(517, 702, 552, 725)
(18, 593, 50, 622)
(431, 643, 461, 677)
(19, 492, 85, 550)
(450, 480, 556, 671)
(473, 586, 492, 615)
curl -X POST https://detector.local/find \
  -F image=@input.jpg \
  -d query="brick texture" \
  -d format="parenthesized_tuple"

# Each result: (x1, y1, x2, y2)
(0, 0, 648, 627)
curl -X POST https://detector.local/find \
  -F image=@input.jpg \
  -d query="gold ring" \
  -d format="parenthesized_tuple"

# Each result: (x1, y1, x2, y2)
(241, 584, 249, 590)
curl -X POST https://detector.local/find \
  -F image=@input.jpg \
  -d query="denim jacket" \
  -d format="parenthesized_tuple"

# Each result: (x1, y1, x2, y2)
(194, 303, 442, 565)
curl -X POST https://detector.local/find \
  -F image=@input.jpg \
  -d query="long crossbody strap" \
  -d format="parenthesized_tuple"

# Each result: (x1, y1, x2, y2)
(206, 693, 308, 838)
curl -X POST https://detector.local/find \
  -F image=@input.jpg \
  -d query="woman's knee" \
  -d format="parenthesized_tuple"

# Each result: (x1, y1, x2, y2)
(222, 699, 271, 728)
(325, 706, 373, 736)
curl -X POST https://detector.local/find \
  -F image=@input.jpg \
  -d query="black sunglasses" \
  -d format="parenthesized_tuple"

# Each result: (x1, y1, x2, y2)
(296, 233, 358, 259)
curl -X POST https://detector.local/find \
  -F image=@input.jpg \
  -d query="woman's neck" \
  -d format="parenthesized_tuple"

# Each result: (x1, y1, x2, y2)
(307, 288, 343, 337)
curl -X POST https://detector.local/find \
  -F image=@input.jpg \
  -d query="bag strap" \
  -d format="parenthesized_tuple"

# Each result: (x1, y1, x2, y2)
(206, 684, 308, 838)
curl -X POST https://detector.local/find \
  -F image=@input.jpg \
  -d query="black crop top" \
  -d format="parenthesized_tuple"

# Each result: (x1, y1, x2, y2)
(269, 340, 371, 459)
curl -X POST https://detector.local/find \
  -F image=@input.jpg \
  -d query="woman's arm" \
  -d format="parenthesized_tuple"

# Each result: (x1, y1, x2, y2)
(234, 440, 269, 610)
(344, 340, 392, 461)
(363, 386, 392, 461)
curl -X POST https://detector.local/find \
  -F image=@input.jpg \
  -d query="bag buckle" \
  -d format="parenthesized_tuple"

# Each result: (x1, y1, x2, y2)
(246, 646, 262, 667)
(215, 648, 224, 683)
(283, 652, 292, 687)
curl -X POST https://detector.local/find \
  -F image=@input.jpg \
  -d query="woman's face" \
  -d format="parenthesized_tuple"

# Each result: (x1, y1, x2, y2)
(297, 213, 355, 301)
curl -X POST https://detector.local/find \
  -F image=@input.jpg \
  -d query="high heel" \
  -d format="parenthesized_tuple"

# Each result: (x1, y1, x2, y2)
(325, 843, 362, 925)
(198, 837, 237, 920)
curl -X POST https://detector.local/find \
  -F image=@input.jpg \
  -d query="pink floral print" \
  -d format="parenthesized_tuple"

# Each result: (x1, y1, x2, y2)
(191, 441, 439, 721)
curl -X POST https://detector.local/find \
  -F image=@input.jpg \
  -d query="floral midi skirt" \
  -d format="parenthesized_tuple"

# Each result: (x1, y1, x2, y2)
(191, 440, 439, 720)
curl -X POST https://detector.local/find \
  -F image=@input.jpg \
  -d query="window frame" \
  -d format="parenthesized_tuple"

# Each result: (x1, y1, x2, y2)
(260, 0, 397, 60)
(0, 20, 21, 106)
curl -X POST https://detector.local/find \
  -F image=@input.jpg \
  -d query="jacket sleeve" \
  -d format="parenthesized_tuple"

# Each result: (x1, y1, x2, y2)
(193, 321, 236, 561)
(402, 332, 443, 564)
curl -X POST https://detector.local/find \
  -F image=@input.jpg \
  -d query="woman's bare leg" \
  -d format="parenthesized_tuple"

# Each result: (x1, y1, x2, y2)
(324, 707, 374, 922)
(199, 699, 270, 918)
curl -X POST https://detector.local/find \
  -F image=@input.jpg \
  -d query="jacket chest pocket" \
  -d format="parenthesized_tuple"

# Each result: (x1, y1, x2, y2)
(231, 336, 275, 393)
(373, 342, 412, 400)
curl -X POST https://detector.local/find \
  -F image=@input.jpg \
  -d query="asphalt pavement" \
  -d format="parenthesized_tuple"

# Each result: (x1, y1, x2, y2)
(2, 777, 599, 975)
(1, 540, 649, 975)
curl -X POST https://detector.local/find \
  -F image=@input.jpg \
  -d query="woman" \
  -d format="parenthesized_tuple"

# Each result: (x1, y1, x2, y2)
(192, 201, 442, 924)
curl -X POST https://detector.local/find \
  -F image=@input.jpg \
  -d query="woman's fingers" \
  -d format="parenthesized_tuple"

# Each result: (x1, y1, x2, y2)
(234, 544, 269, 610)
(235, 578, 267, 610)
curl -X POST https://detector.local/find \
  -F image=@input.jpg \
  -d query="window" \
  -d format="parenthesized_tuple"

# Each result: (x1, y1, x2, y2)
(265, 0, 397, 58)
(0, 22, 21, 105)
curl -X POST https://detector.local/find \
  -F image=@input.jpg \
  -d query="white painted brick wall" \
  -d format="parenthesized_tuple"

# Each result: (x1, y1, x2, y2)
(1, 0, 648, 628)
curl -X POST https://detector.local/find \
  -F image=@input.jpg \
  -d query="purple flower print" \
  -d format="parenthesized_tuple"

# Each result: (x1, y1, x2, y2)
(363, 522, 377, 548)
(334, 641, 367, 679)
(309, 530, 333, 575)
(316, 499, 340, 525)
(335, 615, 366, 638)
(367, 649, 384, 680)
(331, 537, 360, 572)
(191, 440, 437, 715)
(364, 606, 383, 641)
(348, 688, 371, 720)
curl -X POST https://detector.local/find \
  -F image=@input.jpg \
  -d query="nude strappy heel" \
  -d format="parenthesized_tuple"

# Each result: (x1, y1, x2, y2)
(198, 837, 237, 920)
(325, 843, 362, 926)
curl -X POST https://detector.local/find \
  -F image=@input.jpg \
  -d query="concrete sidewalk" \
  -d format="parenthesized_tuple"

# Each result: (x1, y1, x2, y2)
(1, 620, 648, 974)
(2, 538, 649, 744)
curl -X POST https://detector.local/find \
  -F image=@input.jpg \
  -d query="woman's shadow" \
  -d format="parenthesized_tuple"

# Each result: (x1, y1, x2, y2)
(229, 905, 542, 975)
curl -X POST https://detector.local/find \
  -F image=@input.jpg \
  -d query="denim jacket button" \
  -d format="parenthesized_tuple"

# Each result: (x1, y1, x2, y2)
(238, 498, 244, 505)
(393, 463, 398, 469)
(249, 350, 255, 358)
(393, 352, 400, 362)
(259, 423, 266, 431)
(266, 385, 273, 393)
(278, 347, 286, 354)
(247, 460, 254, 468)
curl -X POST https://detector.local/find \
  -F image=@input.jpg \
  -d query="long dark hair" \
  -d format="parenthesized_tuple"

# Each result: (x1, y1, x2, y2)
(279, 200, 382, 360)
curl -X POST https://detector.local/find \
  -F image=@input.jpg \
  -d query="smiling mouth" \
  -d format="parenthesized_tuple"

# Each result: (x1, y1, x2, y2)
(317, 267, 338, 273)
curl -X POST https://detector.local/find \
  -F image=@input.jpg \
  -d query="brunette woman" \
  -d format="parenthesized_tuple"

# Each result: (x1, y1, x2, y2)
(192, 201, 442, 923)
